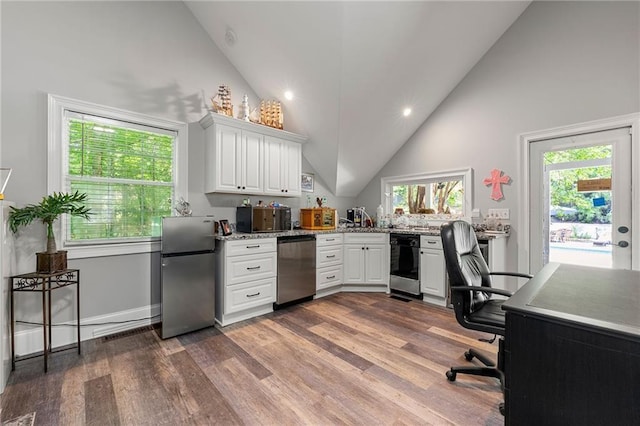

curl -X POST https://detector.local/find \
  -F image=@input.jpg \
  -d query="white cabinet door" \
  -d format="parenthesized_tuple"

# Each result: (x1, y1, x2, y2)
(263, 136, 283, 195)
(343, 245, 365, 283)
(263, 136, 301, 196)
(215, 124, 242, 192)
(364, 245, 387, 284)
(420, 248, 446, 297)
(242, 130, 263, 193)
(284, 141, 301, 196)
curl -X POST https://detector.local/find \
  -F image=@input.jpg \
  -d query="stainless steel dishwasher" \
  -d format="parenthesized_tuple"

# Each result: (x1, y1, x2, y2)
(275, 235, 316, 308)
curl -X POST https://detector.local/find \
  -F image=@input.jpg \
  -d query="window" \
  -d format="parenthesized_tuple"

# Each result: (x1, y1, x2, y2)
(49, 94, 187, 258)
(381, 168, 472, 217)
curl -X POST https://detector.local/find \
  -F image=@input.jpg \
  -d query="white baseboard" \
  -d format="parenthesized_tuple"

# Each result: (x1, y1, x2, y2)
(13, 304, 160, 357)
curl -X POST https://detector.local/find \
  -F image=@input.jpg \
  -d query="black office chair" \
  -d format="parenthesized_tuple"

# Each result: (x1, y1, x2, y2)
(440, 220, 532, 414)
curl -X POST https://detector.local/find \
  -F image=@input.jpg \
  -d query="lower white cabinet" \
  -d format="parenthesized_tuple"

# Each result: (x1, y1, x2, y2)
(343, 233, 389, 288)
(215, 238, 277, 326)
(316, 234, 343, 294)
(420, 236, 447, 304)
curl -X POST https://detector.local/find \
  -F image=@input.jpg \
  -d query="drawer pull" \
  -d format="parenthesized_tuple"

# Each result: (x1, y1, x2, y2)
(326, 254, 336, 258)
(246, 245, 260, 249)
(247, 266, 261, 271)
(326, 275, 335, 280)
(427, 241, 437, 245)
(246, 292, 261, 298)
(326, 238, 335, 242)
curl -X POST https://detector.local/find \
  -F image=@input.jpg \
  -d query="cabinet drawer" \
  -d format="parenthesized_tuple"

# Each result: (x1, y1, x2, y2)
(226, 238, 277, 256)
(420, 235, 442, 250)
(316, 233, 343, 246)
(225, 277, 275, 314)
(316, 266, 343, 290)
(317, 246, 343, 267)
(226, 252, 277, 285)
(343, 232, 389, 245)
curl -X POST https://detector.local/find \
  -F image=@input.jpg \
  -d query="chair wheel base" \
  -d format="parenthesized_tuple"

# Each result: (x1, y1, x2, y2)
(445, 370, 456, 381)
(464, 351, 473, 361)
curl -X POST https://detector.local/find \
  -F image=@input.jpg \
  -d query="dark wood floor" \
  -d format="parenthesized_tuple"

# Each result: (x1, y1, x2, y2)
(1, 293, 504, 425)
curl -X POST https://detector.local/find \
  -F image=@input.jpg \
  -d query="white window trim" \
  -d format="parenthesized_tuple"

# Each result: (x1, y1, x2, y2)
(48, 94, 188, 259)
(380, 167, 473, 217)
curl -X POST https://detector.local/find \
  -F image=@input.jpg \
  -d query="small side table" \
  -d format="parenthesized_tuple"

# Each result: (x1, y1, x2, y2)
(10, 269, 81, 372)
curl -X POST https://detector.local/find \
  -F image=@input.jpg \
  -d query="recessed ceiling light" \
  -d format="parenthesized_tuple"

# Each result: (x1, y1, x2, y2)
(403, 107, 412, 117)
(284, 90, 294, 101)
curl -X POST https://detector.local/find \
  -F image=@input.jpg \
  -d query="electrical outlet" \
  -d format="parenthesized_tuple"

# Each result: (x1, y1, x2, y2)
(487, 208, 510, 219)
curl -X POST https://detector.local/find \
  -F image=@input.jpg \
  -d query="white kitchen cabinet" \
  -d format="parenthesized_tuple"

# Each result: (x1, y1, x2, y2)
(214, 238, 277, 326)
(342, 233, 389, 290)
(200, 113, 305, 196)
(420, 235, 446, 299)
(263, 136, 301, 196)
(203, 121, 263, 194)
(316, 233, 343, 295)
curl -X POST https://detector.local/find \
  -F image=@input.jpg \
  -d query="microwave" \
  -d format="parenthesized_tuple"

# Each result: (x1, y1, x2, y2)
(236, 206, 291, 233)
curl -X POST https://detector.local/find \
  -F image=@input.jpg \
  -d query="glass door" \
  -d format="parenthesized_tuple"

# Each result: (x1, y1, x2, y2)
(529, 127, 632, 273)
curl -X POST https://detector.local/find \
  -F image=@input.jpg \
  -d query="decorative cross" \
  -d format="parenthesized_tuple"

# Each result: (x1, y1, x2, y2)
(483, 169, 511, 201)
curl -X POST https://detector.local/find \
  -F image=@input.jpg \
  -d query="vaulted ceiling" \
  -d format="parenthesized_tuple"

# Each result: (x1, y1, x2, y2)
(185, 1, 530, 197)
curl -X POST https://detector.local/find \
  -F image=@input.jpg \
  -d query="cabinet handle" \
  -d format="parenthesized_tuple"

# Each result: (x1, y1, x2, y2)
(361, 247, 365, 250)
(246, 245, 260, 249)
(420, 251, 424, 254)
(237, 186, 241, 189)
(281, 189, 285, 192)
(285, 189, 288, 192)
(326, 255, 336, 258)
(242, 186, 246, 189)
(427, 241, 437, 245)
(247, 266, 261, 270)
(326, 238, 335, 242)
(366, 247, 369, 250)
(326, 275, 335, 279)
(246, 292, 261, 298)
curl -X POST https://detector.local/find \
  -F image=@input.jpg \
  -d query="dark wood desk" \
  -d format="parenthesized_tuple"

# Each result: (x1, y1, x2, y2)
(502, 263, 640, 425)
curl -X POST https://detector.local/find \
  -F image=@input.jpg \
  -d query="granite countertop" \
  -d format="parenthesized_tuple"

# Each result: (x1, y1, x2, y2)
(215, 226, 508, 241)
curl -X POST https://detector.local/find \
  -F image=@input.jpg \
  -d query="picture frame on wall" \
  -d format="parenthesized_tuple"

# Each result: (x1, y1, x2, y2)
(301, 173, 314, 192)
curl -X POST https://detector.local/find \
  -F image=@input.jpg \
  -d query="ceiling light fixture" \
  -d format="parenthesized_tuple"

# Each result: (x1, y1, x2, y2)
(403, 107, 412, 117)
(284, 90, 294, 101)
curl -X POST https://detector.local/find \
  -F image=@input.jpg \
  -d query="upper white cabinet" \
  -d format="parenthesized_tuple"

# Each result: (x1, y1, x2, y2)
(200, 113, 306, 196)
(264, 136, 302, 197)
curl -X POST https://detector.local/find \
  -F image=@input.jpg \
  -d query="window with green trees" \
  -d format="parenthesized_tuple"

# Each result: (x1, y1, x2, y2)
(544, 145, 612, 224)
(65, 113, 175, 243)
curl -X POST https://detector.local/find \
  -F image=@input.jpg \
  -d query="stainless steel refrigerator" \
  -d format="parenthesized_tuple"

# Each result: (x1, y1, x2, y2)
(160, 216, 216, 339)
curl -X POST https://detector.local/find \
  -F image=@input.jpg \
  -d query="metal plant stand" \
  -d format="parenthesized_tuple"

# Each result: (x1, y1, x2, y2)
(10, 269, 80, 372)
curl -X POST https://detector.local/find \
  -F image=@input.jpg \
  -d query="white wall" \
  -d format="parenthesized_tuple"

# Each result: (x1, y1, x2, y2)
(0, 1, 263, 350)
(357, 1, 639, 278)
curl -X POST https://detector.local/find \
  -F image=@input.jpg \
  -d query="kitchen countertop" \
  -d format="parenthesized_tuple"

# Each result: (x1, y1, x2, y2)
(215, 226, 509, 241)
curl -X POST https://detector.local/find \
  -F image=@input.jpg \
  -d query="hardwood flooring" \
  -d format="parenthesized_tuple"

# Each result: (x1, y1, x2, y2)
(1, 293, 504, 425)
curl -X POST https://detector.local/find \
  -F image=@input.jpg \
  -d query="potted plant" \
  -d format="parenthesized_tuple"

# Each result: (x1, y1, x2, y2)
(8, 191, 91, 273)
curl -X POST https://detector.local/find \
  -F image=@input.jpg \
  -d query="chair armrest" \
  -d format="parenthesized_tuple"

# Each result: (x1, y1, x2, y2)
(489, 271, 533, 279)
(450, 286, 513, 298)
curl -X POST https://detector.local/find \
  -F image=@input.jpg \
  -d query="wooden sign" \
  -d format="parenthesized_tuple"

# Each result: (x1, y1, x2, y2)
(577, 178, 611, 192)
